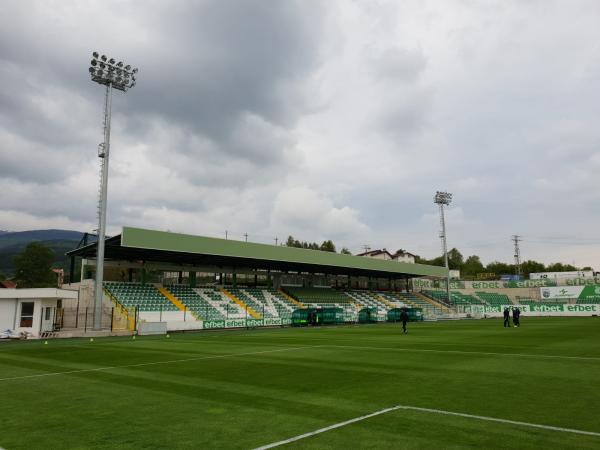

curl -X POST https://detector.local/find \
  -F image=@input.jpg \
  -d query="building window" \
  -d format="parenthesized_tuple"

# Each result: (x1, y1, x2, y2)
(20, 302, 34, 328)
(45, 308, 51, 321)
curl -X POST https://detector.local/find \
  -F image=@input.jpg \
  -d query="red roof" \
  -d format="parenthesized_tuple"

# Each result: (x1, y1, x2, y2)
(0, 280, 17, 288)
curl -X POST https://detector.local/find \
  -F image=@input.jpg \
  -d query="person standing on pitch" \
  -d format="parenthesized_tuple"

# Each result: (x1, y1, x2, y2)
(400, 309, 409, 334)
(503, 307, 511, 328)
(513, 307, 521, 327)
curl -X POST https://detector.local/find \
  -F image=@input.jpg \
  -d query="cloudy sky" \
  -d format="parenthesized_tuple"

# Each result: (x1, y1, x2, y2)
(1, 0, 599, 267)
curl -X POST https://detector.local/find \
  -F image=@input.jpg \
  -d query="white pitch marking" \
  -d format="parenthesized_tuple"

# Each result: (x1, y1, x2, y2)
(0, 345, 322, 382)
(327, 344, 600, 362)
(253, 404, 600, 449)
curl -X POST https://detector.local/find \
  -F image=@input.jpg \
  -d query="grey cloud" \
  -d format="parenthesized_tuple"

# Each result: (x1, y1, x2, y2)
(0, 0, 324, 226)
(1, 1, 600, 268)
(372, 48, 427, 82)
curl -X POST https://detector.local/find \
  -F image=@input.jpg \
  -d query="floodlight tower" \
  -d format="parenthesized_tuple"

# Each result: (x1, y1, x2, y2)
(88, 52, 138, 329)
(434, 191, 453, 304)
(512, 235, 522, 277)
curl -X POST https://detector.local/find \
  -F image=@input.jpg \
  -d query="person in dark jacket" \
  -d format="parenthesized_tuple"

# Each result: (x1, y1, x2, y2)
(513, 307, 521, 327)
(503, 307, 511, 328)
(400, 309, 409, 334)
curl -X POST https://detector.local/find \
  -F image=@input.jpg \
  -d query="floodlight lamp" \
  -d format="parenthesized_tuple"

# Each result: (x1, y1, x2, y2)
(117, 61, 123, 67)
(93, 51, 99, 58)
(125, 65, 131, 71)
(109, 58, 115, 65)
(434, 191, 453, 206)
(132, 68, 138, 73)
(91, 59, 97, 66)
(101, 55, 107, 61)
(89, 67, 95, 74)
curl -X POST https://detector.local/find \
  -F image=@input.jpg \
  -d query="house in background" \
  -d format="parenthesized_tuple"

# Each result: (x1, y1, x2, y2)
(357, 248, 416, 264)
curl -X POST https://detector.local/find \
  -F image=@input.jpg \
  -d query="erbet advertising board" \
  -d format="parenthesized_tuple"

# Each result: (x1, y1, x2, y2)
(467, 303, 600, 316)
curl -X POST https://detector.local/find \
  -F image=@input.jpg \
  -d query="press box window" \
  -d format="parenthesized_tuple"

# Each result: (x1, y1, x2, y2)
(20, 302, 35, 328)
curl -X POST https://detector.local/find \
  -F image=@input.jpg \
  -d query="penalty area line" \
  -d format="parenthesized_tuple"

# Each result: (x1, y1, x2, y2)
(253, 405, 600, 449)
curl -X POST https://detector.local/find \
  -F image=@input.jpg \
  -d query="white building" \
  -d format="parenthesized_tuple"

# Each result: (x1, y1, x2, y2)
(0, 288, 78, 338)
(357, 249, 416, 264)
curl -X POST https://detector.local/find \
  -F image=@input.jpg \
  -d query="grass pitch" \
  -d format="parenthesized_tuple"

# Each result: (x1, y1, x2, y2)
(0, 317, 599, 449)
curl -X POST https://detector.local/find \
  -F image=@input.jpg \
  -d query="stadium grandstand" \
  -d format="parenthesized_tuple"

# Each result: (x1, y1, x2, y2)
(64, 226, 449, 331)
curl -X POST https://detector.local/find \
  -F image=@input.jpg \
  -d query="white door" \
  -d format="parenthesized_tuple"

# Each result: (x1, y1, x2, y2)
(41, 307, 56, 332)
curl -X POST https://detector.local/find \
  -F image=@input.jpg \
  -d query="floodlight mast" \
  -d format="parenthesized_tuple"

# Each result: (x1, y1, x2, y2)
(434, 191, 453, 305)
(88, 52, 138, 330)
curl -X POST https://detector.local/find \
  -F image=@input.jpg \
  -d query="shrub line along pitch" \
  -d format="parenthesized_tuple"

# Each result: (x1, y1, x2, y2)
(0, 345, 324, 382)
(253, 404, 600, 449)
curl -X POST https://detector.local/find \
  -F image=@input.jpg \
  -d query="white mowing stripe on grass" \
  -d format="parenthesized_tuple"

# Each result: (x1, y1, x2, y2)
(327, 344, 600, 362)
(0, 345, 323, 382)
(254, 404, 600, 449)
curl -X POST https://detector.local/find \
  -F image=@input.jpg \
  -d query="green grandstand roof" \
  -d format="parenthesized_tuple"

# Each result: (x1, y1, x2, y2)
(119, 226, 447, 278)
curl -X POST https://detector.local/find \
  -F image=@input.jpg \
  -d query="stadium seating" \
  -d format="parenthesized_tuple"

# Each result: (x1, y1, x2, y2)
(195, 287, 247, 319)
(475, 292, 512, 306)
(422, 290, 484, 307)
(452, 292, 484, 305)
(268, 289, 303, 312)
(104, 282, 178, 312)
(283, 287, 350, 303)
(577, 298, 600, 304)
(228, 288, 277, 318)
(422, 290, 448, 304)
(166, 285, 227, 320)
(167, 286, 302, 320)
(389, 292, 446, 318)
(344, 290, 390, 313)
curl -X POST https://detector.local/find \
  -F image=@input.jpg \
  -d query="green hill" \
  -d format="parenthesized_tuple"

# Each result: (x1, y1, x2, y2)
(0, 230, 85, 276)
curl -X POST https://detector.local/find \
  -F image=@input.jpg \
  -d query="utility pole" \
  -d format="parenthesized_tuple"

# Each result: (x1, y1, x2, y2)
(512, 235, 522, 277)
(225, 230, 228, 240)
(434, 191, 453, 304)
(88, 52, 137, 330)
(362, 245, 371, 254)
(274, 237, 278, 246)
(244, 233, 248, 242)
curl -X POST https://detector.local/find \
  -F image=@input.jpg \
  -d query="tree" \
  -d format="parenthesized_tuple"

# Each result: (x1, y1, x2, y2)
(462, 255, 484, 277)
(285, 234, 339, 252)
(546, 262, 578, 272)
(485, 261, 513, 276)
(13, 242, 56, 288)
(520, 260, 546, 278)
(447, 248, 464, 270)
(415, 254, 444, 266)
(320, 240, 336, 253)
(340, 248, 352, 255)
